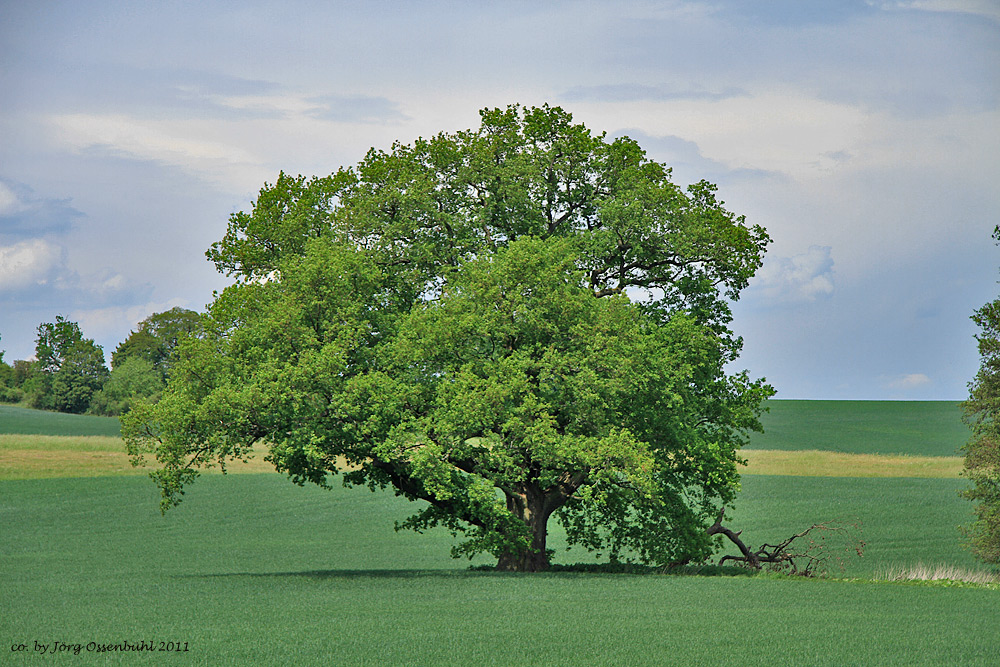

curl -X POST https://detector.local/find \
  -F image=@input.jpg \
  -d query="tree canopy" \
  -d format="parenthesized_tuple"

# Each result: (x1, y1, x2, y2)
(112, 307, 203, 377)
(30, 316, 108, 414)
(961, 226, 1000, 564)
(124, 104, 773, 571)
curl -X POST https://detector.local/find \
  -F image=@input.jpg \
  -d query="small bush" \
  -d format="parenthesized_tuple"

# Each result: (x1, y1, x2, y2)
(0, 384, 23, 404)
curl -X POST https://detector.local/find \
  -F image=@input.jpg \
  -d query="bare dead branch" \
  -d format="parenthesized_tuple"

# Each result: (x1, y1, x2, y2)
(709, 510, 865, 577)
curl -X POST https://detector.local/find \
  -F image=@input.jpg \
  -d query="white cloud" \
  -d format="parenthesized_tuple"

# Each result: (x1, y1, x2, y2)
(304, 95, 409, 124)
(570, 90, 872, 180)
(562, 84, 751, 103)
(886, 373, 933, 389)
(0, 182, 24, 215)
(44, 102, 416, 193)
(206, 93, 317, 116)
(47, 113, 269, 190)
(71, 298, 191, 358)
(748, 246, 835, 304)
(0, 236, 150, 301)
(100, 274, 127, 292)
(0, 235, 155, 335)
(0, 178, 84, 237)
(0, 239, 64, 290)
(870, 0, 1000, 22)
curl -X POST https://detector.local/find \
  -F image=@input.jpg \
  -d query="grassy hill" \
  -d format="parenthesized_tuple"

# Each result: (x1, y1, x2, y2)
(0, 404, 121, 436)
(749, 400, 968, 457)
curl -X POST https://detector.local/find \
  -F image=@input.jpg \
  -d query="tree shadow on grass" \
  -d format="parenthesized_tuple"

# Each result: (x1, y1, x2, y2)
(179, 569, 476, 580)
(178, 563, 758, 580)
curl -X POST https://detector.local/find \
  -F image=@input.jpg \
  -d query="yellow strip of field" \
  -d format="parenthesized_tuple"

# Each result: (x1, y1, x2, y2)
(0, 436, 965, 480)
(742, 449, 963, 478)
(0, 435, 274, 480)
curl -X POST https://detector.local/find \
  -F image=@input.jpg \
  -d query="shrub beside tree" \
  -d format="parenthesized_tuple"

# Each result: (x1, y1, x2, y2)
(88, 307, 203, 416)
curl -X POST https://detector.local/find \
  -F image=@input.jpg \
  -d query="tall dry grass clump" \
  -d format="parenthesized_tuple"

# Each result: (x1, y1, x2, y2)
(879, 562, 1000, 586)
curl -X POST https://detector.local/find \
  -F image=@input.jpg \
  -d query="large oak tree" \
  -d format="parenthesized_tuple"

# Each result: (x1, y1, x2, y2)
(124, 105, 773, 571)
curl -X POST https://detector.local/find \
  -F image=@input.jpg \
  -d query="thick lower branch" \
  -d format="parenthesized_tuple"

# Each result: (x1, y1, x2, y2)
(707, 509, 759, 567)
(371, 459, 486, 530)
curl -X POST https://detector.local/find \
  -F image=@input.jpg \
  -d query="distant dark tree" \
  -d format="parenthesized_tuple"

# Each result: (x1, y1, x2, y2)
(30, 316, 109, 414)
(0, 337, 20, 403)
(961, 226, 1000, 564)
(11, 359, 37, 388)
(0, 340, 8, 383)
(112, 307, 202, 379)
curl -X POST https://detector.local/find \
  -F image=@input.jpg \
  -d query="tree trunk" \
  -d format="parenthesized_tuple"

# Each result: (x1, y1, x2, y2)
(496, 487, 553, 572)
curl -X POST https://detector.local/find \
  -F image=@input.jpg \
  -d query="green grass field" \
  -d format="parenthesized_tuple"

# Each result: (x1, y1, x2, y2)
(721, 475, 981, 577)
(0, 404, 121, 436)
(2, 402, 997, 666)
(2, 475, 997, 666)
(749, 400, 968, 456)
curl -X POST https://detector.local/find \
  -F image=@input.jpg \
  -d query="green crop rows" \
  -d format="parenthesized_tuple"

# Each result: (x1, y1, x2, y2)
(2, 401, 997, 666)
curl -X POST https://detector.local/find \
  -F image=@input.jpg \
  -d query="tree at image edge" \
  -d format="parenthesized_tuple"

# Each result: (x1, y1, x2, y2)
(961, 226, 1000, 565)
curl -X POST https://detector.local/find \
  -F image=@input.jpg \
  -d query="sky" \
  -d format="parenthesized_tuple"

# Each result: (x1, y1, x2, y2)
(1, 0, 998, 400)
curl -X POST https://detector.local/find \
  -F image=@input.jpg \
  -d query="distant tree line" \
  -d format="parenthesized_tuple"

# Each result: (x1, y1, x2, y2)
(0, 307, 202, 416)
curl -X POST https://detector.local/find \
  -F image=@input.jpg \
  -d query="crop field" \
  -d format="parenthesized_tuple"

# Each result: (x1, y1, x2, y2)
(2, 401, 998, 666)
(748, 400, 968, 456)
(0, 404, 121, 437)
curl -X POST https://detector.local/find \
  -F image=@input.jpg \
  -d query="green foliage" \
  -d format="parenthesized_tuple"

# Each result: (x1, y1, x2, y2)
(0, 338, 21, 404)
(206, 171, 349, 280)
(961, 226, 1000, 564)
(112, 307, 203, 378)
(89, 357, 165, 416)
(34, 316, 86, 373)
(29, 316, 109, 414)
(125, 104, 773, 571)
(11, 358, 37, 387)
(0, 384, 23, 404)
(0, 358, 36, 404)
